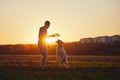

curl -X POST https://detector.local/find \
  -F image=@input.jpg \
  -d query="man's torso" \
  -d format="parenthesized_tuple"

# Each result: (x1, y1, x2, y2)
(38, 26, 47, 44)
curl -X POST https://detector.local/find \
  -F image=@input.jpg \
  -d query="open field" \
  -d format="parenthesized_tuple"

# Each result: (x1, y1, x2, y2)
(0, 55, 120, 80)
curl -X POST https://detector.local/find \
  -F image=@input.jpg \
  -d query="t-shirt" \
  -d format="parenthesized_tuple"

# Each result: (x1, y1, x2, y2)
(38, 26, 47, 43)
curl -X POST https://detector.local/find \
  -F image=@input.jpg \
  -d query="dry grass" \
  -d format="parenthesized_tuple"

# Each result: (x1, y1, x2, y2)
(0, 55, 120, 80)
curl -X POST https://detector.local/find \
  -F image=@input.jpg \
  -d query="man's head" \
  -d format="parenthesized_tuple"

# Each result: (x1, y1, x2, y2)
(44, 20, 50, 29)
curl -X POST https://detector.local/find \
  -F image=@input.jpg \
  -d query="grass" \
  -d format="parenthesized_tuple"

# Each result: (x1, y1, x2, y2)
(0, 55, 120, 80)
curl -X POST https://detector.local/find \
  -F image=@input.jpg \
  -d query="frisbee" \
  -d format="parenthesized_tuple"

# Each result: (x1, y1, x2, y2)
(53, 33, 60, 37)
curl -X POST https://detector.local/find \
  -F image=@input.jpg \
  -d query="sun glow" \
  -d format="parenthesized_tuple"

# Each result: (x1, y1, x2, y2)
(45, 37, 58, 44)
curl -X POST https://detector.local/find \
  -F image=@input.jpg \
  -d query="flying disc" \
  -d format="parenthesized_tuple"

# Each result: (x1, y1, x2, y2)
(54, 33, 60, 37)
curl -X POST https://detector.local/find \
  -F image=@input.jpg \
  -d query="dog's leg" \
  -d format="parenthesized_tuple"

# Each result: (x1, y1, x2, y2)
(56, 56, 62, 67)
(62, 57, 69, 70)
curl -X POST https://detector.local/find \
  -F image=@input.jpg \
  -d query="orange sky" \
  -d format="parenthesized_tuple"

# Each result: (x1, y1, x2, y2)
(0, 0, 120, 44)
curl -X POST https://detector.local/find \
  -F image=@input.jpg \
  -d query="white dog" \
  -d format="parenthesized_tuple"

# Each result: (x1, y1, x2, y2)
(56, 39, 69, 69)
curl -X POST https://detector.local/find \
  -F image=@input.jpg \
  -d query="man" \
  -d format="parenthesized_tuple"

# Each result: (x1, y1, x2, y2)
(38, 20, 59, 70)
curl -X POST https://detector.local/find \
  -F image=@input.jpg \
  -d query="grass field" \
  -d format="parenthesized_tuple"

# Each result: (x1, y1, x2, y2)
(0, 55, 120, 80)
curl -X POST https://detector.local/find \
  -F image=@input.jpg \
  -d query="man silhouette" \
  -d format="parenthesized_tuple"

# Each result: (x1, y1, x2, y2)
(38, 20, 59, 70)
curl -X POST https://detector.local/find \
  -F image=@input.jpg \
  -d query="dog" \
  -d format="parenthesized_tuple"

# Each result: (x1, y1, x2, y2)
(56, 39, 69, 69)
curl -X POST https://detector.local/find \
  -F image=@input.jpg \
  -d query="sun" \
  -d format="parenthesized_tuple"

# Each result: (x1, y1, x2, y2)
(45, 32, 60, 44)
(45, 37, 57, 44)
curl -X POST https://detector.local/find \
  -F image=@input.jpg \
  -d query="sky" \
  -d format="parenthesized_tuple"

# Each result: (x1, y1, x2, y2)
(0, 0, 120, 44)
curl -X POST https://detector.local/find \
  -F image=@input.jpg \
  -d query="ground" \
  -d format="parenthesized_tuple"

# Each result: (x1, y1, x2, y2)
(0, 55, 120, 80)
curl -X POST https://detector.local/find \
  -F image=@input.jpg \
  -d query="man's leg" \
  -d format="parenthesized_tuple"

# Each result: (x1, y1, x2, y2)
(38, 43, 47, 70)
(40, 49, 47, 69)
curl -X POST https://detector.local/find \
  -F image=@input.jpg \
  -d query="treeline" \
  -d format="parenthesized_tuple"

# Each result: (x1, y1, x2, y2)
(0, 42, 120, 55)
(0, 44, 39, 55)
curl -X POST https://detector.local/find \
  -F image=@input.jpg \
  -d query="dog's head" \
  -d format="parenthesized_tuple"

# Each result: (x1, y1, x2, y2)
(56, 39, 64, 47)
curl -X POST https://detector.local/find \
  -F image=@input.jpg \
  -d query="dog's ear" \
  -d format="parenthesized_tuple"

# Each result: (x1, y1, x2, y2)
(55, 40, 58, 43)
(60, 40, 64, 44)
